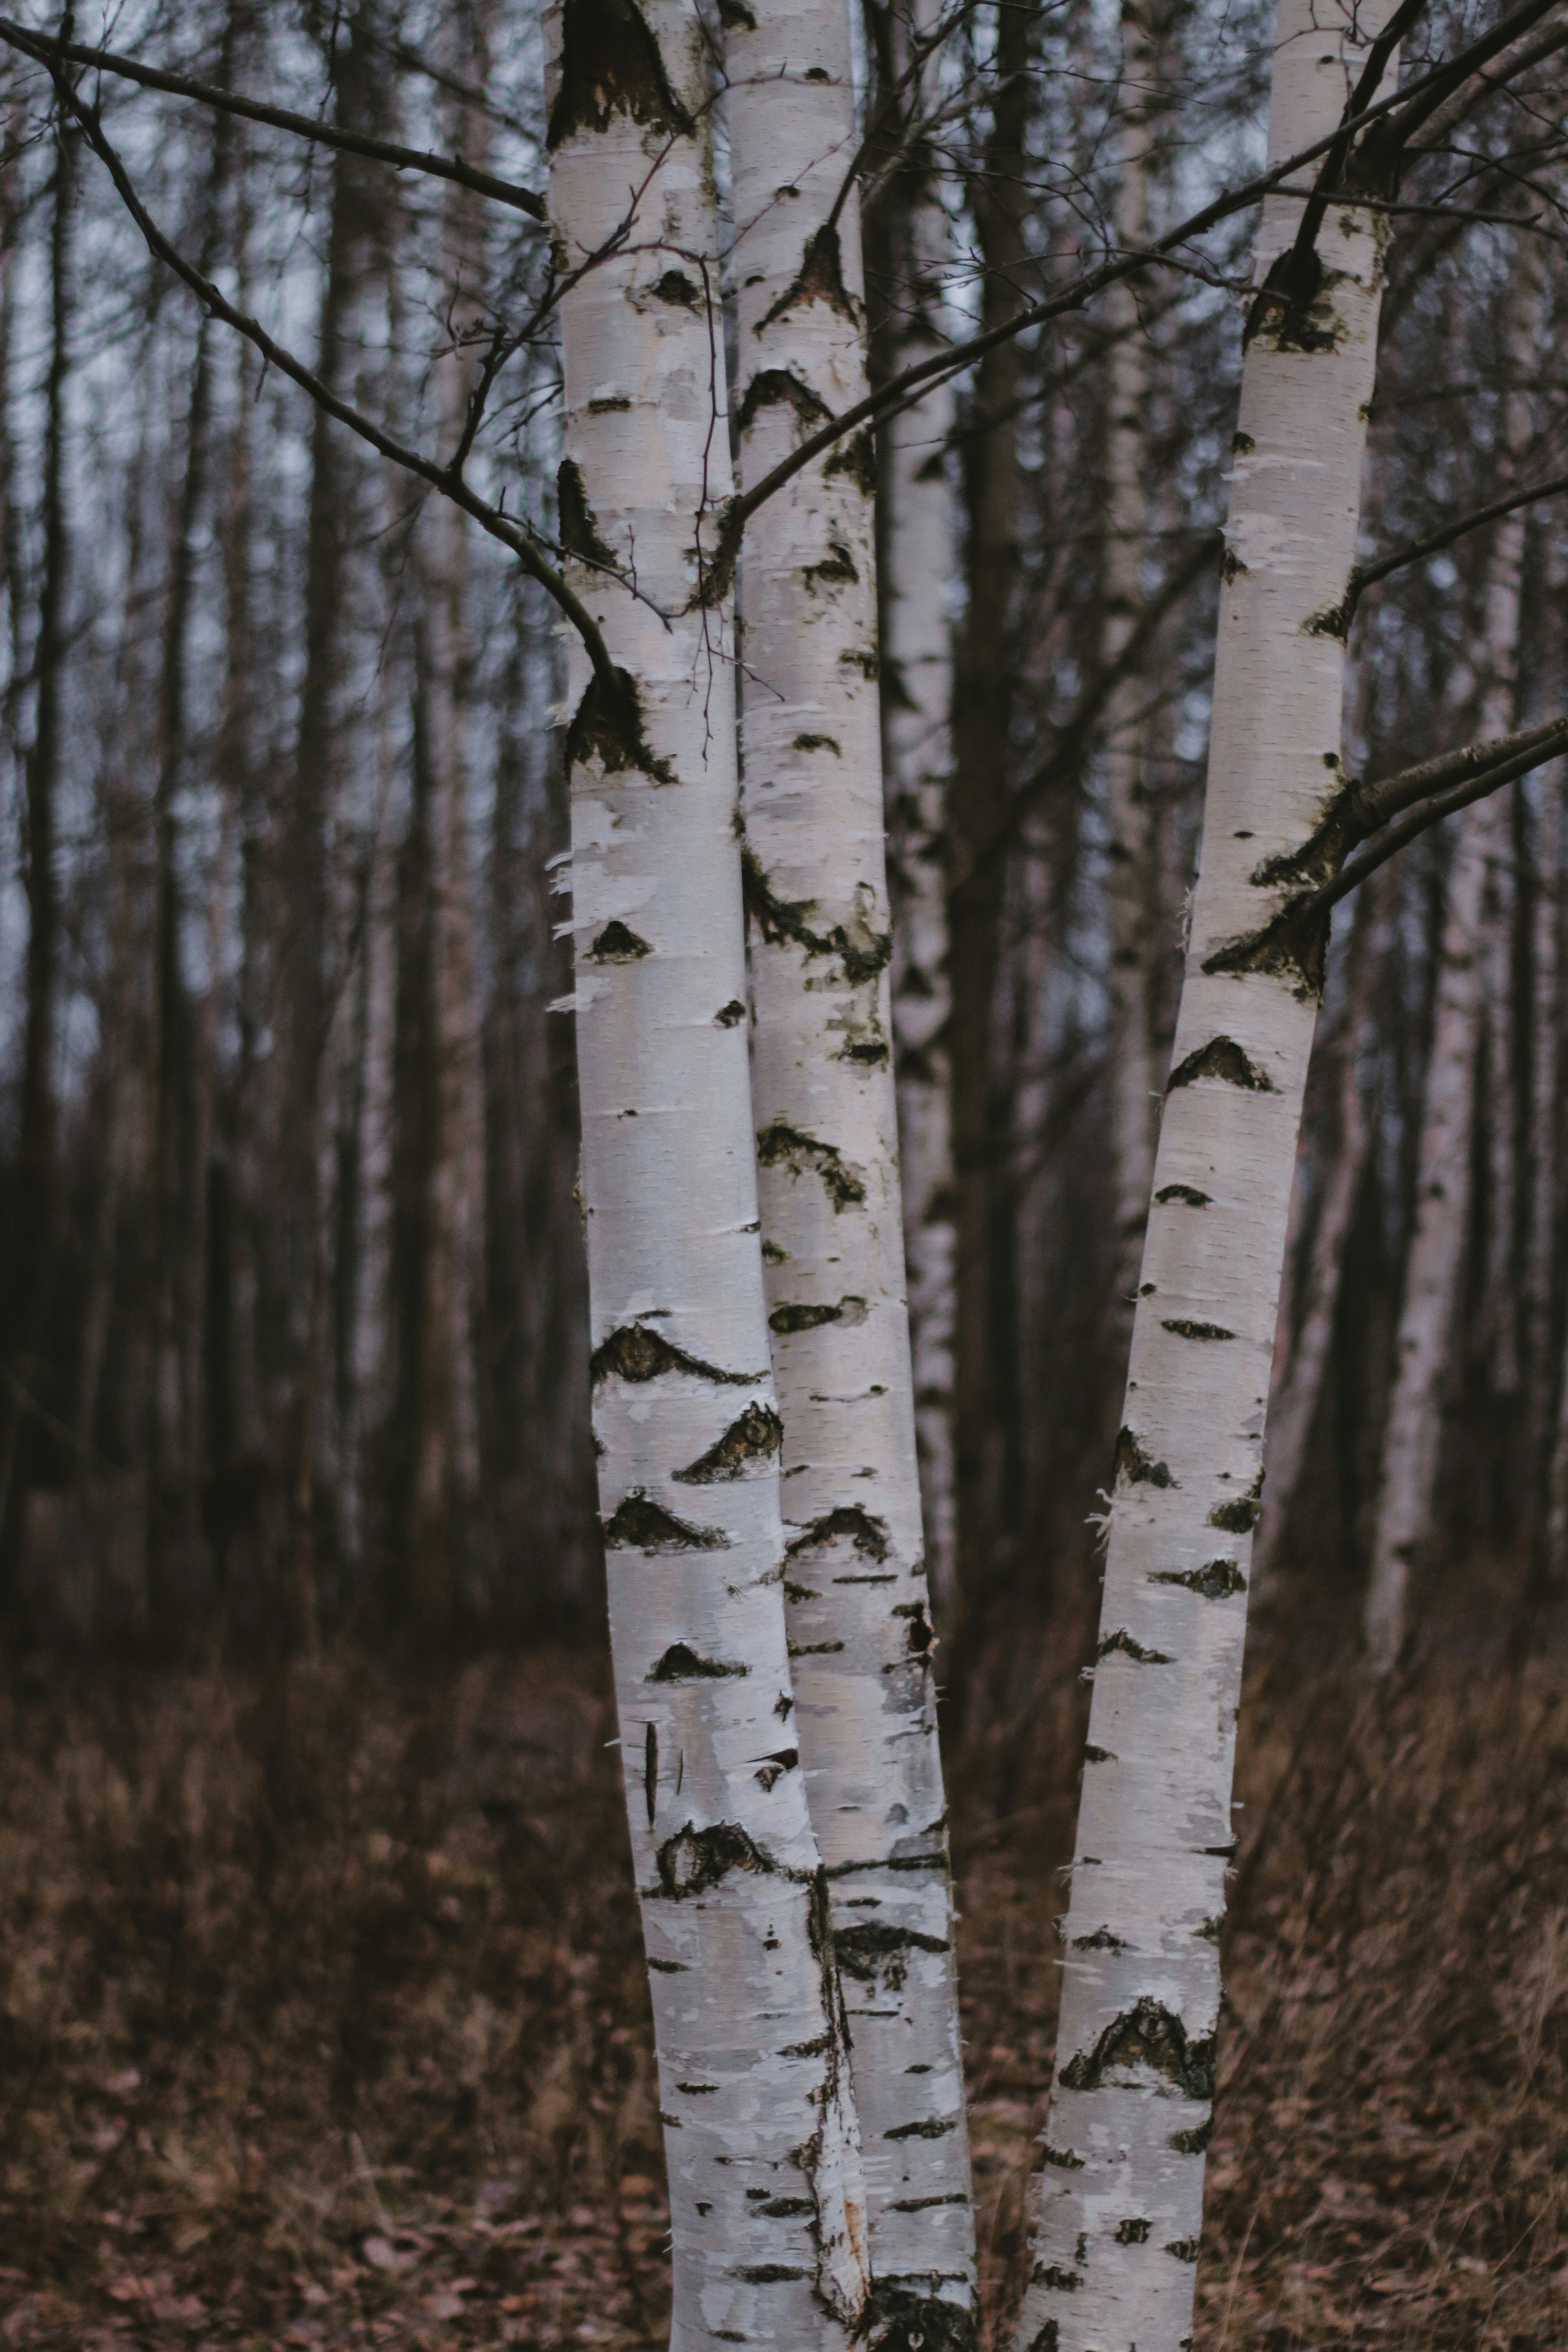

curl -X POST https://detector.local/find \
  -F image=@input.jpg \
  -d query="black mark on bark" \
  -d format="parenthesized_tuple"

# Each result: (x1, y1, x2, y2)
(649, 1643, 748, 1681)
(1166, 1036, 1275, 1093)
(654, 1820, 770, 1898)
(548, 0, 693, 147)
(588, 919, 651, 963)
(592, 1323, 760, 1386)
(756, 1121, 867, 1210)
(758, 222, 857, 330)
(1152, 1559, 1247, 1598)
(1161, 1319, 1236, 1342)
(1114, 1427, 1176, 1488)
(672, 1401, 782, 1483)
(834, 1920, 949, 1993)
(1056, 1996, 1215, 2101)
(1095, 1628, 1171, 1665)
(1114, 2217, 1151, 2244)
(557, 458, 617, 566)
(603, 1491, 728, 1552)
(769, 1295, 866, 1334)
(743, 846, 892, 985)
(737, 365, 832, 437)
(565, 668, 677, 786)
(787, 1504, 889, 1561)
(1155, 1182, 1212, 1206)
(862, 2281, 979, 2351)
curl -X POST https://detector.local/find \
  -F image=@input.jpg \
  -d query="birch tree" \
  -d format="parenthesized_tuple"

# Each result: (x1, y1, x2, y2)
(1012, 8, 1410, 2345)
(1103, 0, 1161, 1316)
(547, 0, 868, 2335)
(724, 7, 976, 2335)
(881, 0, 961, 1625)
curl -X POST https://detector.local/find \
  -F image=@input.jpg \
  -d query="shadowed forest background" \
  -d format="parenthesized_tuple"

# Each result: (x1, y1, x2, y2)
(0, 0, 1566, 2345)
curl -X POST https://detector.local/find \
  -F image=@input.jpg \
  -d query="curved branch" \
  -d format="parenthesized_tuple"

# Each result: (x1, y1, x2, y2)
(0, 16, 547, 221)
(36, 56, 617, 692)
(709, 11, 1561, 577)
(1319, 462, 1568, 635)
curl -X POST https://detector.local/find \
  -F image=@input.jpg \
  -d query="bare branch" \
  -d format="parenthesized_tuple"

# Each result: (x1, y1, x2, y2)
(1321, 462, 1568, 634)
(32, 49, 619, 695)
(0, 16, 547, 221)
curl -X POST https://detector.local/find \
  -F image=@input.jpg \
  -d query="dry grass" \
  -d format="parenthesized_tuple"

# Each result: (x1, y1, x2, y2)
(0, 1636, 1564, 2347)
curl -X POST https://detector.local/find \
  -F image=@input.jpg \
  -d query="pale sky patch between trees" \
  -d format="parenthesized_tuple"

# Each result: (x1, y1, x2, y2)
(0, 0, 1566, 2345)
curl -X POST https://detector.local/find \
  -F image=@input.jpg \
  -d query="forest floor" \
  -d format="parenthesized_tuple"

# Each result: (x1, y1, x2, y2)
(1, 1595, 1565, 2350)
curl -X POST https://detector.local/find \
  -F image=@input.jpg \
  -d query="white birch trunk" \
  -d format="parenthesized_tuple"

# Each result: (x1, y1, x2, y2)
(1104, 0, 1159, 1310)
(724, 5, 976, 2338)
(883, 0, 960, 1631)
(1011, 12, 1402, 2347)
(1363, 252, 1535, 1670)
(548, 2, 867, 2338)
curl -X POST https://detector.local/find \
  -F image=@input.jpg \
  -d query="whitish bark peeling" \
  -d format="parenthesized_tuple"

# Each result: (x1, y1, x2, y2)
(548, 0, 868, 2337)
(1011, 11, 1403, 2349)
(725, 5, 976, 2342)
(882, 0, 960, 1631)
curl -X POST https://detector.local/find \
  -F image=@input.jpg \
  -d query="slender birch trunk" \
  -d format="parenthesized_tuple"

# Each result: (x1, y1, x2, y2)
(1012, 12, 1403, 2347)
(724, 5, 975, 2336)
(1103, 0, 1159, 1315)
(882, 0, 960, 1629)
(548, 1, 868, 2337)
(1363, 252, 1535, 1669)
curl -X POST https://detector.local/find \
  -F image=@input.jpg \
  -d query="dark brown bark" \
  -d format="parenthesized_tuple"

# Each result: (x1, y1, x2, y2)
(0, 116, 73, 1599)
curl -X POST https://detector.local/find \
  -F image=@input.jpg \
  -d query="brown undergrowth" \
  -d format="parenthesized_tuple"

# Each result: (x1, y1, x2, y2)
(0, 1637, 1564, 2347)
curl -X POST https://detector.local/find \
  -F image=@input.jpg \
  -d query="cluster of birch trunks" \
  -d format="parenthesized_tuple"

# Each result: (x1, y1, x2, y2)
(0, 0, 1566, 2343)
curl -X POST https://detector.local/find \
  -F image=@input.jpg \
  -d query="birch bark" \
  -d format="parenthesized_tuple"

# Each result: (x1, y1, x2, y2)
(1011, 11, 1403, 2347)
(548, 0, 867, 2337)
(882, 0, 960, 1628)
(1104, 0, 1160, 1314)
(1363, 254, 1535, 1670)
(724, 9, 975, 2336)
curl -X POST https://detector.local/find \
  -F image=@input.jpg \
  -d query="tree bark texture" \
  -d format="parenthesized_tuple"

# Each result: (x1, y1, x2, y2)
(1103, 0, 1160, 1318)
(548, 0, 869, 2337)
(1011, 10, 1402, 2347)
(725, 1, 976, 2335)
(881, 0, 960, 1631)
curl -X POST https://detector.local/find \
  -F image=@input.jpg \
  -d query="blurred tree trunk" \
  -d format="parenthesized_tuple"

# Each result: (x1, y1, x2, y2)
(548, 0, 867, 2336)
(149, 37, 241, 1626)
(1013, 10, 1403, 2346)
(1103, 0, 1160, 1321)
(400, 0, 491, 1633)
(880, 0, 960, 1627)
(0, 113, 73, 1596)
(1365, 250, 1535, 1670)
(278, 7, 386, 1651)
(949, 0, 1033, 1640)
(1255, 874, 1384, 1573)
(725, 0, 975, 2332)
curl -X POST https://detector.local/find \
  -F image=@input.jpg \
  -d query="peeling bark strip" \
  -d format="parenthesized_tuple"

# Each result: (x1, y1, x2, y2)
(724, 0, 975, 2336)
(547, 0, 867, 2336)
(1012, 13, 1404, 2351)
